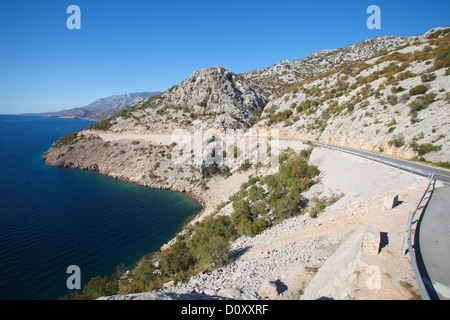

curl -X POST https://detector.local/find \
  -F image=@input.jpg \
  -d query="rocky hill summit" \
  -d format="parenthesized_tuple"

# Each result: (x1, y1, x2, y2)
(92, 66, 267, 134)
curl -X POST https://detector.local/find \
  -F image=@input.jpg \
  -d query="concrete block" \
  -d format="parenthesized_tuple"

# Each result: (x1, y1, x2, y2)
(383, 194, 399, 210)
(363, 224, 380, 255)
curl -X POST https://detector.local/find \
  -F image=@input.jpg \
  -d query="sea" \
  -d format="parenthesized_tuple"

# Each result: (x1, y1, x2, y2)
(0, 114, 202, 300)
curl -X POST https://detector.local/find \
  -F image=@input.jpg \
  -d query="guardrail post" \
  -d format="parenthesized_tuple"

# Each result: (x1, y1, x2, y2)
(402, 236, 409, 255)
(401, 174, 435, 300)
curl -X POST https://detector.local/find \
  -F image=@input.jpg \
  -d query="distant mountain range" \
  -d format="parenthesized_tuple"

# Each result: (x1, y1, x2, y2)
(25, 92, 161, 121)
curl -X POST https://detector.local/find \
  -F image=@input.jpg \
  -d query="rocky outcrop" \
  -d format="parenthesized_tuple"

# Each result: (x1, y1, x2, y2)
(105, 66, 267, 134)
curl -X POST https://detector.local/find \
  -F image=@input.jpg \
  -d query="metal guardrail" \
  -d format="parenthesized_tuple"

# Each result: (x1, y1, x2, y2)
(310, 141, 433, 178)
(402, 174, 435, 300)
(303, 139, 436, 300)
(90, 132, 438, 299)
(278, 138, 433, 178)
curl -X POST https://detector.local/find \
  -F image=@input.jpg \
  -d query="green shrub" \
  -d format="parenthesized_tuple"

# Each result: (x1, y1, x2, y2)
(436, 161, 450, 169)
(388, 135, 405, 148)
(238, 159, 252, 172)
(54, 131, 79, 148)
(409, 84, 429, 96)
(188, 228, 230, 270)
(408, 93, 437, 121)
(387, 95, 398, 106)
(86, 119, 113, 131)
(296, 100, 312, 113)
(410, 142, 442, 156)
(81, 276, 118, 300)
(275, 191, 307, 220)
(421, 73, 437, 82)
(433, 47, 450, 70)
(396, 71, 416, 81)
(309, 196, 327, 218)
(159, 241, 196, 276)
(266, 109, 293, 125)
(391, 86, 405, 93)
(233, 146, 239, 158)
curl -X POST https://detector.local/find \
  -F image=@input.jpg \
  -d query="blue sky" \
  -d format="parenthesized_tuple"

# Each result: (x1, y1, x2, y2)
(0, 0, 449, 114)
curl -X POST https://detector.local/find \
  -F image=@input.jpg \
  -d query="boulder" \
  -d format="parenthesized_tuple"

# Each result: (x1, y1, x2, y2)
(383, 194, 399, 210)
(163, 280, 175, 288)
(258, 280, 280, 300)
(363, 224, 380, 255)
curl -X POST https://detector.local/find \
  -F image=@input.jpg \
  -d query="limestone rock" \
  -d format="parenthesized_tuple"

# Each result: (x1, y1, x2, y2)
(163, 280, 175, 288)
(383, 194, 399, 210)
(363, 224, 381, 255)
(258, 280, 280, 300)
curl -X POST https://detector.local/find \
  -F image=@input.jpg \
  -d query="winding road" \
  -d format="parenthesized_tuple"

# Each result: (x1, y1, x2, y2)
(88, 130, 450, 299)
(281, 137, 450, 300)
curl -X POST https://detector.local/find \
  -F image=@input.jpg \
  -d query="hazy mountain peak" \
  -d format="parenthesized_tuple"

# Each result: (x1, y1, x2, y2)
(28, 91, 161, 121)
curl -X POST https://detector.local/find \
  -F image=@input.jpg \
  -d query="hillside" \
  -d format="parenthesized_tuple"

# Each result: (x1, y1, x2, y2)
(256, 27, 450, 165)
(42, 27, 450, 300)
(241, 35, 414, 92)
(85, 66, 267, 133)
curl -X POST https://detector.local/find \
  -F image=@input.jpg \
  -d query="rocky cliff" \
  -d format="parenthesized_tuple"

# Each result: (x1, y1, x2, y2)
(83, 66, 267, 134)
(43, 26, 450, 300)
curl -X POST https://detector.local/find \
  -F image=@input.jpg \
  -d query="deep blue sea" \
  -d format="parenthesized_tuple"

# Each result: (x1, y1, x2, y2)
(0, 114, 201, 300)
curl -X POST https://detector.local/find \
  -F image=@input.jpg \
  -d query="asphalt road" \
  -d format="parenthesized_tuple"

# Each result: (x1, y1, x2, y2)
(417, 185, 450, 300)
(279, 137, 450, 300)
(278, 138, 450, 183)
(93, 131, 450, 299)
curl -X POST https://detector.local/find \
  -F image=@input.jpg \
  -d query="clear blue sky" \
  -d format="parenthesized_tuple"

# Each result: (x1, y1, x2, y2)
(0, 0, 449, 114)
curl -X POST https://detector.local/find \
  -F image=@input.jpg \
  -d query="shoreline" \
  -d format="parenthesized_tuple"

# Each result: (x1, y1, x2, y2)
(41, 149, 252, 297)
(100, 145, 431, 300)
(42, 131, 434, 300)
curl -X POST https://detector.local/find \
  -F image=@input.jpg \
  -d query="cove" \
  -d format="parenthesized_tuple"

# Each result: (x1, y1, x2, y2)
(0, 115, 202, 300)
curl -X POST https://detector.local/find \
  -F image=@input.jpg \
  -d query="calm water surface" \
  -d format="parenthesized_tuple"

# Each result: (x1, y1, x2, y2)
(0, 115, 201, 300)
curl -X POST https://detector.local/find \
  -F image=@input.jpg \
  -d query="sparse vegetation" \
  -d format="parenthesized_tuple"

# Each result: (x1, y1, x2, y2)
(409, 84, 429, 96)
(408, 93, 437, 121)
(387, 94, 398, 106)
(409, 142, 442, 156)
(421, 73, 436, 82)
(55, 28, 450, 301)
(388, 134, 405, 148)
(54, 131, 79, 148)
(62, 149, 322, 299)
